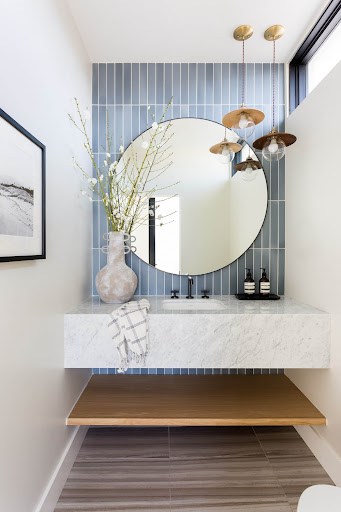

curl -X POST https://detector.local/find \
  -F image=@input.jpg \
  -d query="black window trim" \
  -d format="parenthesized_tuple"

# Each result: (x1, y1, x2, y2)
(289, 0, 341, 112)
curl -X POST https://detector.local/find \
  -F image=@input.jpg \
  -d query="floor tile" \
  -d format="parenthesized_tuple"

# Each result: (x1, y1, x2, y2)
(76, 427, 169, 462)
(170, 426, 263, 460)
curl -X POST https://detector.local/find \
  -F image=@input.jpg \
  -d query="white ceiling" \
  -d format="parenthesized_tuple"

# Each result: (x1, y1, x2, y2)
(66, 0, 330, 63)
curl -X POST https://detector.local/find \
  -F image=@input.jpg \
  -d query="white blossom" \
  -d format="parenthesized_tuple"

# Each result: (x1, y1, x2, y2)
(88, 177, 97, 185)
(119, 145, 124, 154)
(152, 122, 158, 130)
(99, 174, 104, 182)
(147, 105, 151, 110)
(141, 141, 149, 149)
(106, 152, 111, 158)
(81, 190, 87, 196)
(88, 197, 92, 202)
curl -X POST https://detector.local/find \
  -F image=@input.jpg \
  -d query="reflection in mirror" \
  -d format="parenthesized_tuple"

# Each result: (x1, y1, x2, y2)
(120, 118, 267, 276)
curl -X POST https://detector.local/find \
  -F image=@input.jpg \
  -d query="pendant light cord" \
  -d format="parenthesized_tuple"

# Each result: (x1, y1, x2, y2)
(272, 39, 276, 129)
(241, 39, 245, 106)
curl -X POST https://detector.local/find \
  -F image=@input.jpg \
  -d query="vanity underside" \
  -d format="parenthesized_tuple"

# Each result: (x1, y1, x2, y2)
(67, 375, 325, 427)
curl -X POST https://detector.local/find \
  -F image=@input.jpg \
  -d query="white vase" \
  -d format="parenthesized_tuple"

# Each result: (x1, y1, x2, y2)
(95, 231, 137, 303)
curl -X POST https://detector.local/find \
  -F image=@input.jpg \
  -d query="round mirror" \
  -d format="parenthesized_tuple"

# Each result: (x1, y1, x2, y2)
(121, 118, 267, 275)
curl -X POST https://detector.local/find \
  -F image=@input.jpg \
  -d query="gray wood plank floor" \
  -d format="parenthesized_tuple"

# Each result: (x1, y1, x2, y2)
(55, 426, 332, 511)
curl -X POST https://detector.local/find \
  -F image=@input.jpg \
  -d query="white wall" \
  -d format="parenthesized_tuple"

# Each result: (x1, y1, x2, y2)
(286, 62, 341, 484)
(0, 1, 92, 510)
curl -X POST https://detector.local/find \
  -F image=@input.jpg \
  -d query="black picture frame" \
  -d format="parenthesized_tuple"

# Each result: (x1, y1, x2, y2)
(0, 109, 46, 262)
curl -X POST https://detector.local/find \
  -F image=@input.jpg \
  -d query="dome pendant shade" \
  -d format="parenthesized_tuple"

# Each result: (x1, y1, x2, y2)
(253, 130, 297, 151)
(222, 108, 265, 128)
(234, 156, 262, 171)
(209, 139, 242, 164)
(209, 140, 242, 155)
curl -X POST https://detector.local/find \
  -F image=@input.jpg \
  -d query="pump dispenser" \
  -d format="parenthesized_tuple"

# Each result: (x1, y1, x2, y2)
(244, 268, 255, 295)
(259, 268, 270, 295)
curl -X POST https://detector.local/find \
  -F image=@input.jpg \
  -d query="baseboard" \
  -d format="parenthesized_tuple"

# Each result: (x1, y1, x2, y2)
(35, 426, 88, 512)
(296, 425, 341, 486)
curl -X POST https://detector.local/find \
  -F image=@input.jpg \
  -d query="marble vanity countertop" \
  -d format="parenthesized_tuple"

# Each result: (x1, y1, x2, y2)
(67, 295, 328, 316)
(64, 295, 331, 369)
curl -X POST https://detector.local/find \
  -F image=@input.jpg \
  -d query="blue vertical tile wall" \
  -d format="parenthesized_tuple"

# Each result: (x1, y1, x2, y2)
(92, 63, 285, 296)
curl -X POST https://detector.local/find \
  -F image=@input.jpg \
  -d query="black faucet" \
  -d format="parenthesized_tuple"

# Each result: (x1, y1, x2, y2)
(186, 276, 194, 299)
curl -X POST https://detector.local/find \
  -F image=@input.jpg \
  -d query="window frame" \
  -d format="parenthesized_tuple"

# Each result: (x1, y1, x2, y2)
(289, 0, 341, 112)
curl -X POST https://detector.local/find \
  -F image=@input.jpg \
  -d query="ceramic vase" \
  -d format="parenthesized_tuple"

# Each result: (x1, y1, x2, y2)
(95, 231, 137, 303)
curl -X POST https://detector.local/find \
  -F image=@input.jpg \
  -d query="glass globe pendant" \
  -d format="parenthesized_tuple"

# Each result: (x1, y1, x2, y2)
(253, 26, 296, 160)
(222, 26, 264, 140)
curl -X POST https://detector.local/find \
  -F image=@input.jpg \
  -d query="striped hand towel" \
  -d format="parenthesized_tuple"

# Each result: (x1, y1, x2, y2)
(108, 299, 150, 373)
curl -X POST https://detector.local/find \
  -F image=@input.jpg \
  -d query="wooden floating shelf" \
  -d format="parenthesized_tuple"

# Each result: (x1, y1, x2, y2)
(67, 375, 326, 427)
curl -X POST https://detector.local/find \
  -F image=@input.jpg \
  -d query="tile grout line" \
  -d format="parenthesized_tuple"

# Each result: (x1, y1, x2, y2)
(252, 426, 294, 510)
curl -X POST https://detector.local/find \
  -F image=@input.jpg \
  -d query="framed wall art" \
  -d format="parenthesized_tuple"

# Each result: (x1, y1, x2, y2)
(0, 108, 46, 262)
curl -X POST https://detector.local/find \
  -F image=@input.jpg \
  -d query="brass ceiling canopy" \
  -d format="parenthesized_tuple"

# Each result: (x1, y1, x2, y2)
(233, 25, 254, 41)
(234, 156, 262, 171)
(264, 25, 285, 41)
(253, 26, 296, 161)
(222, 25, 264, 139)
(209, 140, 242, 155)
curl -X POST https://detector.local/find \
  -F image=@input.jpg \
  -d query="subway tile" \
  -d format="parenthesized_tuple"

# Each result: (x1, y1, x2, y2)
(148, 63, 156, 105)
(270, 201, 279, 249)
(180, 63, 188, 104)
(139, 63, 147, 104)
(123, 105, 132, 146)
(92, 106, 98, 152)
(197, 63, 205, 104)
(98, 64, 106, 104)
(165, 63, 172, 103)
(262, 206, 270, 248)
(107, 63, 115, 104)
(279, 201, 285, 248)
(156, 63, 164, 104)
(270, 248, 279, 294)
(92, 63, 99, 104)
(132, 63, 139, 104)
(205, 63, 213, 104)
(98, 106, 107, 153)
(123, 63, 132, 104)
(172, 63, 180, 104)
(221, 63, 230, 104)
(246, 63, 255, 105)
(157, 271, 165, 296)
(189, 63, 197, 104)
(262, 63, 271, 104)
(229, 63, 238, 104)
(229, 259, 237, 294)
(114, 63, 123, 104)
(278, 249, 285, 295)
(213, 63, 222, 105)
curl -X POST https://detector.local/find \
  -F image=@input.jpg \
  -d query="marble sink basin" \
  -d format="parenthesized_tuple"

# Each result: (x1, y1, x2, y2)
(162, 299, 227, 311)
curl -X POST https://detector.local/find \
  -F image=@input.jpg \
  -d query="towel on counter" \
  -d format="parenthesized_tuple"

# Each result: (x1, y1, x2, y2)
(108, 299, 150, 373)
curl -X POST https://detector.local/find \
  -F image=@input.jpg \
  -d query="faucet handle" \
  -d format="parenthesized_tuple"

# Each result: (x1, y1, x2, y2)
(170, 290, 179, 299)
(201, 289, 210, 299)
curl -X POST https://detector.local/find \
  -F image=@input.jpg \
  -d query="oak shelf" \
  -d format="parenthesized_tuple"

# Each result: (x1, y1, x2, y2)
(67, 375, 325, 427)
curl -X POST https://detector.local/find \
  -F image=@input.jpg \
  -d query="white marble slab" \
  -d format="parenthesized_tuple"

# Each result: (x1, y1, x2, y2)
(64, 296, 331, 369)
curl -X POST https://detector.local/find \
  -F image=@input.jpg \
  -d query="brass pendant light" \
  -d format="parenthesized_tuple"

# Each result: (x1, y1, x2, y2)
(235, 155, 262, 181)
(253, 25, 296, 161)
(209, 127, 242, 164)
(222, 25, 265, 139)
